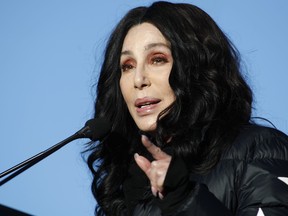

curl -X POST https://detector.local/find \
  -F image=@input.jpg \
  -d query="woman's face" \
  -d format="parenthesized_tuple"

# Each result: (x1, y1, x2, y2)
(119, 23, 175, 132)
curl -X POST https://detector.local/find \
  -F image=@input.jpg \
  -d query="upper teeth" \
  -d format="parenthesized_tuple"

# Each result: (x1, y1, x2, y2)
(140, 103, 151, 108)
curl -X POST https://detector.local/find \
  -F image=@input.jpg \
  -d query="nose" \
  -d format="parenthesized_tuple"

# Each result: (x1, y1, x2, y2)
(134, 66, 151, 89)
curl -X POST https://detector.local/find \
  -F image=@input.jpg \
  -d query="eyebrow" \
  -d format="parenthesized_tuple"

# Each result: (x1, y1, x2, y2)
(120, 42, 170, 56)
(144, 42, 170, 50)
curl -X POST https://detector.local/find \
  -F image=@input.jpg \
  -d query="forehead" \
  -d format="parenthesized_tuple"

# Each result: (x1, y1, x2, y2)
(121, 23, 169, 51)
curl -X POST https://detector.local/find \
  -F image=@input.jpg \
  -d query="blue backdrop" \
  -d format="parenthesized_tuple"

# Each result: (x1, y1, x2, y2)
(0, 0, 287, 215)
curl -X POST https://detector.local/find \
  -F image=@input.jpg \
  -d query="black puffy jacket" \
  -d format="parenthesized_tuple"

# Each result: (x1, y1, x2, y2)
(127, 125, 288, 215)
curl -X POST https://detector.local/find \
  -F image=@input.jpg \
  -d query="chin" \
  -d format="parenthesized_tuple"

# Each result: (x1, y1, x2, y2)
(135, 119, 157, 132)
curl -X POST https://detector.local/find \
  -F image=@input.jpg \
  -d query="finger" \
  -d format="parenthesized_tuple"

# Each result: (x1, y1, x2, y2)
(150, 161, 168, 191)
(151, 186, 158, 197)
(134, 153, 151, 174)
(141, 135, 169, 160)
(151, 187, 164, 199)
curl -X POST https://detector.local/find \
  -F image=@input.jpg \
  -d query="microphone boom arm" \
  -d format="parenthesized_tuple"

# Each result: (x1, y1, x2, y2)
(0, 117, 110, 187)
(0, 128, 87, 186)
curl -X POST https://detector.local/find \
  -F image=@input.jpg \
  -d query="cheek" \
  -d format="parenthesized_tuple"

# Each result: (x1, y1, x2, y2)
(119, 77, 131, 104)
(163, 78, 175, 101)
(119, 77, 126, 96)
(166, 90, 176, 105)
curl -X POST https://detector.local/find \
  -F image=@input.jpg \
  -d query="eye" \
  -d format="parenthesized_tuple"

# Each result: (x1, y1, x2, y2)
(121, 63, 134, 72)
(151, 54, 169, 65)
(120, 59, 135, 72)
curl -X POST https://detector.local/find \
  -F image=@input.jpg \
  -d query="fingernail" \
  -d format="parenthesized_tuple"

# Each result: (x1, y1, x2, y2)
(158, 192, 164, 200)
(151, 186, 157, 197)
(134, 153, 139, 159)
(141, 134, 148, 141)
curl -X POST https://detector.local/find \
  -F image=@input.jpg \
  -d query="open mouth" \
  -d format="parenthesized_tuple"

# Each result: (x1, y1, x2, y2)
(137, 102, 157, 108)
(135, 98, 161, 109)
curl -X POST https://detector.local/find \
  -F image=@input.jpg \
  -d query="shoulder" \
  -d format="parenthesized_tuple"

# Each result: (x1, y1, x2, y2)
(192, 124, 288, 212)
(211, 125, 288, 211)
(226, 125, 288, 213)
(222, 124, 288, 161)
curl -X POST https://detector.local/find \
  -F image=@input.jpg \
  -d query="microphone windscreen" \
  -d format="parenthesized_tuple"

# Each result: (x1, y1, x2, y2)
(84, 118, 111, 141)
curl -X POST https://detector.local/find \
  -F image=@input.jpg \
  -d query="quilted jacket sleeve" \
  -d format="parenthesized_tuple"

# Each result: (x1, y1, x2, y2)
(157, 127, 288, 216)
(157, 157, 233, 216)
(235, 128, 288, 216)
(160, 182, 233, 216)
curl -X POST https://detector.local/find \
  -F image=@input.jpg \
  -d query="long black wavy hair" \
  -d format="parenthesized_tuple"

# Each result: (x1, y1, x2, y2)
(86, 1, 252, 215)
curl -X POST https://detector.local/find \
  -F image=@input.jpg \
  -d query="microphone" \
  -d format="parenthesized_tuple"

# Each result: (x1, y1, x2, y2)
(0, 118, 111, 186)
(78, 118, 111, 141)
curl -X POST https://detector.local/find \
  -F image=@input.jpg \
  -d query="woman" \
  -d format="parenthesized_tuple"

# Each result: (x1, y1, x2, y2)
(86, 1, 288, 215)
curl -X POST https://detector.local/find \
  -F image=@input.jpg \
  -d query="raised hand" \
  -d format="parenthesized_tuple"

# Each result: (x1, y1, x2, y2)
(134, 135, 172, 199)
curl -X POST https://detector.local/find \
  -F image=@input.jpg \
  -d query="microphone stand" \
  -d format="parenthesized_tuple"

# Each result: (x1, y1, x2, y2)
(0, 127, 89, 186)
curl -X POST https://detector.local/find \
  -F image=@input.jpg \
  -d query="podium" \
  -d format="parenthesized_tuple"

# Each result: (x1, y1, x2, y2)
(0, 204, 32, 216)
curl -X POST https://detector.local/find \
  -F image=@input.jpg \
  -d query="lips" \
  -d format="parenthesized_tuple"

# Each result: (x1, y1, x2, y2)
(135, 97, 161, 114)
